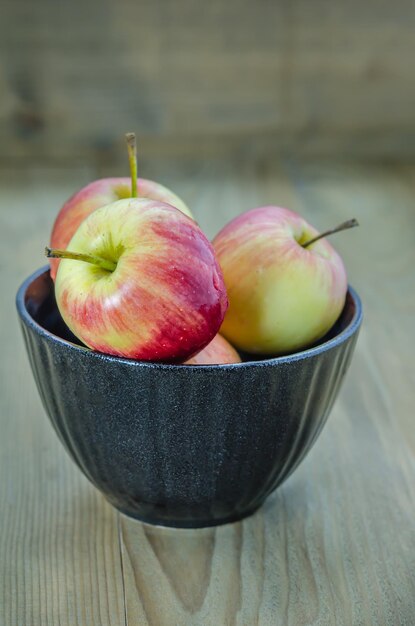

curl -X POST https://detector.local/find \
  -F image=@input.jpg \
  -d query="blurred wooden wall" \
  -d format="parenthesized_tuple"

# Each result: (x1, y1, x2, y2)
(1, 0, 415, 162)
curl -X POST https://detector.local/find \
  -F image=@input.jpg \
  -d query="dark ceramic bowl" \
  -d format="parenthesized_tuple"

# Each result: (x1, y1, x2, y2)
(16, 266, 362, 528)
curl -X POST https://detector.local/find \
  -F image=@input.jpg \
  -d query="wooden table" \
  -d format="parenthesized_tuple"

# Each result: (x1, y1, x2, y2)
(1, 158, 414, 625)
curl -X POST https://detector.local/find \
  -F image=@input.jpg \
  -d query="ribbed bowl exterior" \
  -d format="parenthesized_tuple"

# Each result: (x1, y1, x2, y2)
(17, 267, 362, 528)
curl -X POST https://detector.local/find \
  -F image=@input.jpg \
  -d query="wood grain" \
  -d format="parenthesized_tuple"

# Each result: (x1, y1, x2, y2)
(1, 0, 415, 160)
(0, 159, 414, 624)
(0, 169, 126, 626)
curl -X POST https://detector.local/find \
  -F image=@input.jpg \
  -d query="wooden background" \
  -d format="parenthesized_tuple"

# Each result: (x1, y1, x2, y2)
(1, 0, 415, 162)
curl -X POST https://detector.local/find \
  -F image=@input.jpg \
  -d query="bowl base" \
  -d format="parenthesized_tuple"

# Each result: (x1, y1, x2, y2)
(115, 503, 262, 529)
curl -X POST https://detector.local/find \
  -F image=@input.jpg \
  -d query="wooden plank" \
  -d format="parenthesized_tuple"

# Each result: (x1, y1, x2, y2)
(0, 160, 414, 624)
(1, 0, 415, 159)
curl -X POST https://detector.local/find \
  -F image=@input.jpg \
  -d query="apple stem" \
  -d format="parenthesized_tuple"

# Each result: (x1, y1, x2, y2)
(45, 247, 117, 272)
(302, 218, 359, 248)
(125, 132, 138, 198)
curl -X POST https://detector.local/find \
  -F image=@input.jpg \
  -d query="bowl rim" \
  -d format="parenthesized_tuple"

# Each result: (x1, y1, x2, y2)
(16, 265, 363, 371)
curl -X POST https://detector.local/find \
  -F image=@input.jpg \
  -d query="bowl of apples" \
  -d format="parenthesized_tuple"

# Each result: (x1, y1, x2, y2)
(16, 135, 362, 528)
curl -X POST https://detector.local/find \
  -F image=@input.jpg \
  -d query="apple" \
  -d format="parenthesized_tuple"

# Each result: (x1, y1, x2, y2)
(47, 198, 228, 362)
(49, 133, 192, 281)
(184, 333, 241, 365)
(213, 206, 357, 355)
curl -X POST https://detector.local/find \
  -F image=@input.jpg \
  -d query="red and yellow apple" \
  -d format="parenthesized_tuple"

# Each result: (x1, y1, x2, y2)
(49, 177, 192, 281)
(213, 206, 348, 355)
(49, 198, 227, 362)
(185, 333, 241, 365)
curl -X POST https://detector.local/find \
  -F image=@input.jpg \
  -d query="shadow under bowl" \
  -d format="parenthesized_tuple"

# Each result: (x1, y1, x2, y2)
(16, 266, 362, 528)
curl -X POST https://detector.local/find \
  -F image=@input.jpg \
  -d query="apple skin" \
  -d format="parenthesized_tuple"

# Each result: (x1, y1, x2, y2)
(55, 198, 228, 362)
(212, 206, 348, 355)
(50, 177, 192, 281)
(184, 333, 241, 365)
